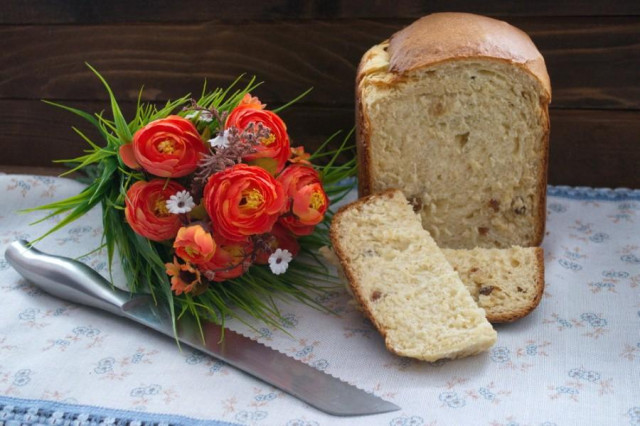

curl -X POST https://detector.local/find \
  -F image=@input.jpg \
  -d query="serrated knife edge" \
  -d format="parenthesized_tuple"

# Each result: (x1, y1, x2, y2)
(5, 240, 400, 416)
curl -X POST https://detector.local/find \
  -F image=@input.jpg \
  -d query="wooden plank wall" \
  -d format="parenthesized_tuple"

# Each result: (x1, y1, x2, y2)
(1, 1, 639, 188)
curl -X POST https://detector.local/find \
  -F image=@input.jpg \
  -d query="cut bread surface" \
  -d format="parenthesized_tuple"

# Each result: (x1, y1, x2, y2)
(443, 246, 545, 323)
(356, 13, 550, 249)
(321, 244, 545, 324)
(330, 189, 497, 361)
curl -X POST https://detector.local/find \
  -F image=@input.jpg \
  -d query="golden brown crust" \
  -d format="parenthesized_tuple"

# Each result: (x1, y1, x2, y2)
(355, 12, 551, 247)
(486, 247, 545, 323)
(355, 42, 393, 197)
(387, 13, 551, 98)
(533, 109, 550, 246)
(355, 67, 372, 197)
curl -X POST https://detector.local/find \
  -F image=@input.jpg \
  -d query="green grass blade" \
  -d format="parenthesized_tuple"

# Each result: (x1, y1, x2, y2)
(272, 87, 313, 113)
(86, 63, 132, 143)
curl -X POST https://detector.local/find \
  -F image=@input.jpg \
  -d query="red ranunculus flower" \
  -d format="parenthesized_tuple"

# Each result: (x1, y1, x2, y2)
(124, 179, 185, 241)
(254, 223, 300, 265)
(200, 234, 254, 282)
(278, 164, 329, 236)
(132, 115, 207, 177)
(225, 105, 290, 174)
(203, 164, 286, 241)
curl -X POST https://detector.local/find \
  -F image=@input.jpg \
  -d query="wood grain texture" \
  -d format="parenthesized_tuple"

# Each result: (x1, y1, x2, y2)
(1, 18, 639, 109)
(548, 109, 640, 188)
(2, 100, 639, 188)
(2, 4, 639, 187)
(3, 0, 639, 24)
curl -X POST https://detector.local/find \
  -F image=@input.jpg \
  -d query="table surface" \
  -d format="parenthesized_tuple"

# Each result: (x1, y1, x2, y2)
(1, 174, 639, 426)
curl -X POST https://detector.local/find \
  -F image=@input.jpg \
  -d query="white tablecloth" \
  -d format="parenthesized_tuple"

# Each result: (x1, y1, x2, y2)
(0, 174, 639, 426)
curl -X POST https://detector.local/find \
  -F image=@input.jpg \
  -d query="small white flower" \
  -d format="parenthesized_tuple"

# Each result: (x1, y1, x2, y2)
(198, 111, 213, 122)
(185, 110, 213, 122)
(166, 190, 195, 214)
(268, 248, 292, 275)
(208, 129, 230, 149)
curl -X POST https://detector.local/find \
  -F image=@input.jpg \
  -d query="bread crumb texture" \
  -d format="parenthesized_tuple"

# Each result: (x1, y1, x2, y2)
(331, 190, 497, 361)
(443, 246, 544, 323)
(360, 48, 547, 249)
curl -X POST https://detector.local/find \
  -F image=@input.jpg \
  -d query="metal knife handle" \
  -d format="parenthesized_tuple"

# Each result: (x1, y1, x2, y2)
(5, 240, 130, 317)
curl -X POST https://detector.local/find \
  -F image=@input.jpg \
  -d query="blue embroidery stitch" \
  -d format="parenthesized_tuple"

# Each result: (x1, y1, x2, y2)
(490, 347, 511, 363)
(548, 186, 640, 201)
(0, 395, 239, 425)
(439, 391, 465, 408)
(602, 270, 629, 279)
(279, 313, 298, 328)
(12, 369, 31, 387)
(234, 410, 267, 422)
(621, 254, 640, 264)
(209, 361, 227, 374)
(254, 393, 276, 402)
(94, 357, 116, 374)
(286, 420, 320, 426)
(389, 415, 424, 426)
(312, 359, 329, 370)
(589, 232, 609, 243)
(548, 202, 567, 213)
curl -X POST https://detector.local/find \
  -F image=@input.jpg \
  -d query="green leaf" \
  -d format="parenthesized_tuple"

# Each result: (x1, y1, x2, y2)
(272, 87, 313, 113)
(86, 63, 132, 143)
(88, 158, 118, 204)
(42, 100, 108, 141)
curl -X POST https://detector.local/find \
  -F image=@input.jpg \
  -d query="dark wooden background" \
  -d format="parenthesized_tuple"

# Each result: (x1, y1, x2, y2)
(1, 1, 639, 188)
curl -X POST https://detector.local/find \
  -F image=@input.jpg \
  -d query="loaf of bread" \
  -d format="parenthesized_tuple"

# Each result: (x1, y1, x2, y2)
(330, 189, 497, 361)
(442, 246, 544, 323)
(356, 12, 551, 249)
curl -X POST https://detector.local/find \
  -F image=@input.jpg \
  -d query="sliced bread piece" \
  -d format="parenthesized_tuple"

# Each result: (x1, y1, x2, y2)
(443, 247, 544, 323)
(322, 244, 545, 323)
(356, 12, 551, 249)
(330, 189, 497, 361)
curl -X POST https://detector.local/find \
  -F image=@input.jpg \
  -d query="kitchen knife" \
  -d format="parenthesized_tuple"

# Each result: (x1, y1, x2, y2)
(5, 240, 400, 416)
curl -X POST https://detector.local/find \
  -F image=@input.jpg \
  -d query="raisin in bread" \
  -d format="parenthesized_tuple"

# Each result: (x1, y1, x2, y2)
(442, 247, 544, 323)
(356, 12, 551, 249)
(330, 189, 497, 361)
(322, 244, 544, 324)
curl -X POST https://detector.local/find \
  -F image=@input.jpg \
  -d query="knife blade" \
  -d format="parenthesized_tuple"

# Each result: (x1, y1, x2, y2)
(5, 240, 400, 416)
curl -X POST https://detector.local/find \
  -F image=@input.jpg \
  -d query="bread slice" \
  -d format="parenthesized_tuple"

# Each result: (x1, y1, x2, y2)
(442, 247, 545, 323)
(330, 189, 497, 361)
(322, 244, 545, 324)
(356, 12, 551, 249)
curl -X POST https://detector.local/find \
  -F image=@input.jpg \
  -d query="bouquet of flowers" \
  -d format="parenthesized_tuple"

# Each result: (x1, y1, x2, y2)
(29, 64, 355, 329)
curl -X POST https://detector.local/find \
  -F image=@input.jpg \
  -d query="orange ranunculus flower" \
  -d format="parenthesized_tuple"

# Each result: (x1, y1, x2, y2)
(132, 115, 207, 177)
(200, 234, 254, 282)
(203, 164, 286, 241)
(238, 93, 266, 110)
(118, 143, 141, 169)
(173, 225, 216, 265)
(124, 179, 184, 241)
(289, 146, 311, 165)
(165, 257, 207, 295)
(225, 105, 290, 174)
(278, 164, 329, 236)
(254, 223, 300, 265)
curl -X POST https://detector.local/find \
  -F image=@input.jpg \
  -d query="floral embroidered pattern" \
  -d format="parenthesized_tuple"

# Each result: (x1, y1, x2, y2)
(0, 179, 639, 425)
